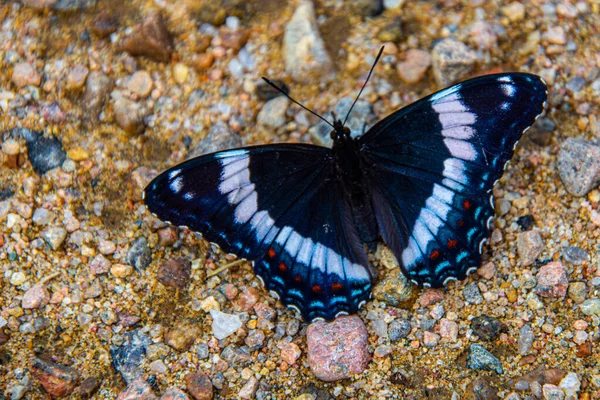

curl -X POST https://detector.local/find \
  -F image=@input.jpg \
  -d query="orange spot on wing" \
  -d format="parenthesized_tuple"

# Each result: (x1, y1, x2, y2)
(268, 248, 276, 258)
(430, 249, 440, 260)
(463, 200, 472, 210)
(457, 219, 465, 227)
(278, 262, 287, 272)
(447, 239, 458, 249)
(332, 282, 343, 292)
(312, 285, 322, 295)
(294, 275, 302, 283)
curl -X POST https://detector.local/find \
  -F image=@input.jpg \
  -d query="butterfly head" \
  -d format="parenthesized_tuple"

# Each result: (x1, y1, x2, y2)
(330, 118, 352, 143)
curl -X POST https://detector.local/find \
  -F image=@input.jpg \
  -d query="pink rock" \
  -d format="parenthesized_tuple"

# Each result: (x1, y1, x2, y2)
(22, 284, 50, 309)
(161, 387, 190, 400)
(439, 319, 459, 342)
(117, 378, 158, 400)
(418, 288, 444, 307)
(280, 342, 301, 365)
(31, 355, 80, 398)
(535, 262, 569, 298)
(236, 287, 260, 310)
(306, 315, 370, 381)
(397, 49, 432, 84)
(423, 331, 440, 348)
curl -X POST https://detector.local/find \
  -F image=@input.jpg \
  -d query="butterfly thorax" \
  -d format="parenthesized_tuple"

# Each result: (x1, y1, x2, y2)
(331, 123, 379, 248)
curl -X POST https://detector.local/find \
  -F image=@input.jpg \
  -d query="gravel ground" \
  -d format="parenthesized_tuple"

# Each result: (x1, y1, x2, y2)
(0, 0, 599, 399)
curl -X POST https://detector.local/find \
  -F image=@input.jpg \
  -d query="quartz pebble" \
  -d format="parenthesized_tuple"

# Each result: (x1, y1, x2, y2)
(557, 139, 600, 197)
(431, 38, 476, 86)
(210, 310, 242, 340)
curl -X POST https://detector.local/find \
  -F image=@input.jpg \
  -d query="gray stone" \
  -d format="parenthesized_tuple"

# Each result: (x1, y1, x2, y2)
(388, 318, 411, 342)
(210, 310, 242, 340)
(110, 330, 152, 384)
(83, 71, 113, 120)
(41, 227, 67, 250)
(283, 0, 333, 83)
(126, 237, 152, 271)
(467, 344, 503, 374)
(517, 230, 543, 266)
(580, 299, 600, 316)
(113, 97, 148, 135)
(26, 136, 67, 175)
(562, 246, 588, 265)
(518, 324, 534, 355)
(257, 97, 289, 128)
(463, 282, 484, 304)
(431, 38, 476, 86)
(557, 138, 600, 196)
(192, 121, 242, 156)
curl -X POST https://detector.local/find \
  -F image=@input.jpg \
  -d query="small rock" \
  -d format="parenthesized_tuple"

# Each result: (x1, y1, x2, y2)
(516, 215, 535, 231)
(388, 318, 411, 342)
(239, 376, 259, 399)
(544, 27, 567, 45)
(191, 122, 242, 156)
(283, 0, 333, 83)
(419, 288, 444, 307)
(562, 246, 588, 265)
(83, 71, 114, 119)
(27, 135, 67, 175)
(65, 64, 89, 91)
(541, 384, 564, 400)
(535, 261, 568, 298)
(161, 387, 190, 400)
(110, 330, 152, 384)
(210, 310, 242, 340)
(471, 315, 507, 341)
(257, 97, 289, 129)
(116, 378, 158, 400)
(221, 345, 251, 367)
(467, 344, 503, 374)
(186, 372, 213, 400)
(0, 329, 10, 345)
(12, 62, 41, 88)
(22, 284, 50, 309)
(173, 63, 189, 84)
(41, 227, 68, 250)
(127, 71, 153, 98)
(237, 287, 260, 310)
(559, 372, 580, 398)
(31, 355, 80, 397)
(397, 49, 432, 85)
(114, 97, 148, 135)
(349, 0, 384, 16)
(111, 263, 132, 278)
(280, 342, 301, 365)
(517, 231, 543, 266)
(567, 282, 587, 304)
(467, 377, 499, 400)
(193, 53, 215, 71)
(423, 331, 440, 347)
(372, 268, 417, 307)
(306, 315, 370, 381)
(439, 319, 458, 341)
(579, 299, 600, 316)
(478, 262, 496, 280)
(501, 2, 526, 22)
(74, 376, 102, 399)
(557, 139, 600, 197)
(165, 323, 201, 351)
(126, 237, 152, 271)
(518, 324, 534, 355)
(220, 30, 249, 52)
(92, 14, 118, 38)
(245, 329, 265, 350)
(157, 258, 191, 289)
(122, 12, 173, 63)
(377, 19, 402, 42)
(463, 282, 484, 304)
(527, 116, 556, 146)
(431, 38, 476, 86)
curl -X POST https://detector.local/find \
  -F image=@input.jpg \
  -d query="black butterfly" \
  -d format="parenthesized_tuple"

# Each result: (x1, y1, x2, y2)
(144, 69, 547, 321)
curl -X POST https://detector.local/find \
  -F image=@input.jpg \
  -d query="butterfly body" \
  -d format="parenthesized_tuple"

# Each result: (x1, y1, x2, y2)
(145, 73, 547, 321)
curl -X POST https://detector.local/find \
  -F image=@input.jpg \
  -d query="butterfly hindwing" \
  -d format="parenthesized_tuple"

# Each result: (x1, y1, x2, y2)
(144, 144, 373, 320)
(359, 73, 547, 287)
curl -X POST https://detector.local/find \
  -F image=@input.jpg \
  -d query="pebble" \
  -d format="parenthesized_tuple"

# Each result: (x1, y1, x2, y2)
(110, 330, 152, 383)
(126, 70, 153, 98)
(41, 227, 67, 250)
(579, 299, 600, 317)
(419, 288, 444, 307)
(32, 208, 54, 225)
(544, 27, 567, 45)
(31, 355, 80, 397)
(306, 315, 370, 381)
(0, 329, 10, 345)
(257, 97, 290, 129)
(557, 139, 600, 197)
(83, 71, 114, 119)
(463, 282, 484, 304)
(535, 261, 568, 298)
(559, 372, 580, 398)
(122, 12, 173, 63)
(239, 376, 259, 399)
(165, 323, 201, 351)
(221, 345, 251, 367)
(372, 268, 416, 307)
(517, 230, 543, 266)
(245, 329, 265, 350)
(542, 384, 564, 400)
(383, 0, 403, 9)
(283, 0, 333, 83)
(113, 97, 148, 135)
(478, 262, 496, 280)
(10, 271, 27, 286)
(193, 53, 215, 71)
(562, 246, 588, 265)
(237, 287, 260, 310)
(467, 377, 498, 400)
(210, 310, 242, 340)
(116, 379, 158, 400)
(65, 64, 89, 91)
(12, 62, 41, 88)
(397, 49, 432, 84)
(467, 344, 503, 374)
(471, 315, 506, 341)
(90, 254, 111, 275)
(126, 237, 152, 271)
(280, 342, 301, 365)
(22, 284, 50, 309)
(26, 135, 67, 175)
(74, 376, 102, 399)
(111, 263, 131, 278)
(423, 331, 440, 347)
(185, 372, 213, 400)
(527, 116, 556, 146)
(501, 1, 526, 22)
(518, 324, 534, 355)
(388, 318, 411, 342)
(157, 258, 191, 289)
(161, 387, 190, 400)
(431, 38, 476, 86)
(173, 63, 189, 84)
(191, 121, 242, 156)
(567, 282, 587, 304)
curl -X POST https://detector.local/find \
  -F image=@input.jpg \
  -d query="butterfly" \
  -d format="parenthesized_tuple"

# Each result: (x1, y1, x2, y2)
(144, 65, 547, 322)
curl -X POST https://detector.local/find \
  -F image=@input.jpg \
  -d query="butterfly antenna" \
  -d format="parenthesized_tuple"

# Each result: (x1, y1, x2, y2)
(342, 46, 385, 127)
(261, 77, 334, 129)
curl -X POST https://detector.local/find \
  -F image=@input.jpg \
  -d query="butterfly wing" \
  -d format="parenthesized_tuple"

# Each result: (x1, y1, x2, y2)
(144, 145, 373, 321)
(359, 73, 547, 287)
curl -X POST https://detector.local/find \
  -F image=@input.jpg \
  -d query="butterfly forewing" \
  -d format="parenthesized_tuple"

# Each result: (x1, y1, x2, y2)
(359, 73, 547, 287)
(144, 144, 374, 321)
